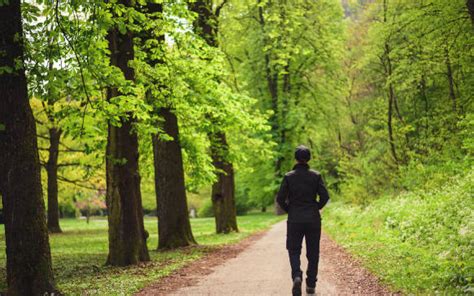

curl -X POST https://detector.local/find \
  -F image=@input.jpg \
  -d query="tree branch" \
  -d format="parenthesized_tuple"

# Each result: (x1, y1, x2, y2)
(38, 147, 85, 153)
(215, 0, 228, 18)
(57, 176, 97, 190)
(57, 162, 82, 167)
(55, 0, 92, 136)
(37, 134, 50, 140)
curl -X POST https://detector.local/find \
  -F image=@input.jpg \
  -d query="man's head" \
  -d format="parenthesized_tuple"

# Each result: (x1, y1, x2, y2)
(295, 145, 311, 163)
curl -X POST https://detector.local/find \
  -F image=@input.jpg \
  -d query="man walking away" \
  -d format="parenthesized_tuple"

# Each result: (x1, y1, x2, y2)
(276, 145, 330, 296)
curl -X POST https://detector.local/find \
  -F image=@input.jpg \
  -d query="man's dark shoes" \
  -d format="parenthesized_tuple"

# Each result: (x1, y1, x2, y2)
(292, 276, 302, 296)
(306, 286, 316, 295)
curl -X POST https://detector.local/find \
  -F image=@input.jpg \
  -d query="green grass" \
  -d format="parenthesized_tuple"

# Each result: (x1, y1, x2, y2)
(322, 172, 474, 294)
(0, 212, 284, 295)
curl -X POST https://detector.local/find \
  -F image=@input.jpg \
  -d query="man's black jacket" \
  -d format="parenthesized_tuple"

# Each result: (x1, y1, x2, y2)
(276, 163, 330, 223)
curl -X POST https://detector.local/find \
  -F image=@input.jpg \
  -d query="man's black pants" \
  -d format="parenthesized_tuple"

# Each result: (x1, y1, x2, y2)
(286, 220, 321, 288)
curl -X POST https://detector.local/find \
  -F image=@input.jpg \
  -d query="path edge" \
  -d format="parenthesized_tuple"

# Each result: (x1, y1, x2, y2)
(135, 223, 279, 295)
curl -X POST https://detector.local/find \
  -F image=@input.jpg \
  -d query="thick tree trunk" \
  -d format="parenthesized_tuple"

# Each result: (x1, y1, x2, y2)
(47, 127, 62, 233)
(105, 0, 149, 266)
(190, 0, 239, 234)
(153, 108, 196, 249)
(210, 132, 238, 233)
(139, 2, 196, 249)
(106, 118, 149, 265)
(0, 0, 57, 294)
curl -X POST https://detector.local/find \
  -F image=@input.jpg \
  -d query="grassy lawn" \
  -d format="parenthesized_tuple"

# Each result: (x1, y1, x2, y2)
(0, 212, 284, 295)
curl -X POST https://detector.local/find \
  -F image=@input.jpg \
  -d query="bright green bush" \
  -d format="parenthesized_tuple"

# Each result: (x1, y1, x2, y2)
(323, 172, 474, 294)
(235, 196, 252, 216)
(198, 199, 214, 218)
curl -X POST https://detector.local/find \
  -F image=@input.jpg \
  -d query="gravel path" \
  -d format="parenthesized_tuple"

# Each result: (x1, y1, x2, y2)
(138, 220, 395, 295)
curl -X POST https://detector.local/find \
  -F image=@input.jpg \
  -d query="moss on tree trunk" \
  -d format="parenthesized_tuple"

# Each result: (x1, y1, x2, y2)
(0, 0, 57, 294)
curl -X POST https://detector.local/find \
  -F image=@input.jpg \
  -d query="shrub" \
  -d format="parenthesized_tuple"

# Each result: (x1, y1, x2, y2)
(324, 172, 474, 294)
(198, 199, 214, 218)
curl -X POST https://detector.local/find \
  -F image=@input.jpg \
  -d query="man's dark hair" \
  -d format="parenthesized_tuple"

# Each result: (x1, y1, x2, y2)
(295, 145, 311, 162)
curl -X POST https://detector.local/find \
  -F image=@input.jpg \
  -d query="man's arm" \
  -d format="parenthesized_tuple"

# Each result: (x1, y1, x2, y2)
(276, 176, 289, 213)
(317, 175, 330, 209)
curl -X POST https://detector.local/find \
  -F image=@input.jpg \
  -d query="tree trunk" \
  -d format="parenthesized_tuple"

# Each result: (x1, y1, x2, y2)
(420, 75, 430, 140)
(257, 2, 279, 133)
(139, 1, 196, 249)
(47, 127, 62, 233)
(383, 0, 399, 164)
(257, 1, 285, 180)
(467, 0, 474, 27)
(190, 0, 239, 234)
(210, 132, 238, 233)
(345, 77, 364, 149)
(387, 81, 398, 163)
(444, 47, 457, 113)
(385, 42, 399, 163)
(0, 0, 57, 294)
(86, 206, 90, 224)
(105, 0, 149, 266)
(106, 119, 149, 265)
(153, 108, 196, 249)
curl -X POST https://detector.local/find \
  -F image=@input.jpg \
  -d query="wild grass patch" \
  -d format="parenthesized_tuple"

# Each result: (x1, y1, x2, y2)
(323, 172, 474, 294)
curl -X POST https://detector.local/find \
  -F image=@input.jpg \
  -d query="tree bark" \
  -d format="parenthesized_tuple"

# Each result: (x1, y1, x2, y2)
(0, 0, 57, 294)
(467, 0, 474, 27)
(420, 75, 430, 137)
(387, 77, 398, 163)
(383, 0, 399, 164)
(139, 1, 196, 249)
(105, 0, 149, 266)
(47, 127, 62, 233)
(153, 108, 196, 249)
(257, 0, 286, 180)
(189, 0, 218, 47)
(444, 47, 457, 113)
(257, 1, 279, 134)
(190, 0, 239, 234)
(210, 132, 238, 233)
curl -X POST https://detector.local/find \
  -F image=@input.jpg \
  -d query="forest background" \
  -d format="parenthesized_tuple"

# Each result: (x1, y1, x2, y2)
(0, 0, 472, 294)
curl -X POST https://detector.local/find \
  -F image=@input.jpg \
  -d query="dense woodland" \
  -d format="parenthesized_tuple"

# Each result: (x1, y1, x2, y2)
(0, 0, 472, 294)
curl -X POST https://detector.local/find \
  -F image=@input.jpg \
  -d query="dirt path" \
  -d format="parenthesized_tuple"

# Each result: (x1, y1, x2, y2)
(138, 221, 395, 295)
